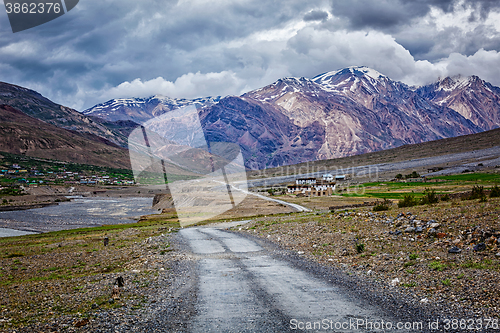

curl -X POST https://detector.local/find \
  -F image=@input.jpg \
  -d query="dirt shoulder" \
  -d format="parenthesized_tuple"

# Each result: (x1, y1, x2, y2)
(235, 197, 500, 320)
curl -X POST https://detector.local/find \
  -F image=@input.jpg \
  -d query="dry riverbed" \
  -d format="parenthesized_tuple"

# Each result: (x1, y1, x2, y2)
(236, 197, 500, 319)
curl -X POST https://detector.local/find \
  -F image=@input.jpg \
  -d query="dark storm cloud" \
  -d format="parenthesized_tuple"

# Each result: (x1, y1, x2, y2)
(303, 10, 329, 21)
(0, 0, 499, 110)
(330, 0, 500, 31)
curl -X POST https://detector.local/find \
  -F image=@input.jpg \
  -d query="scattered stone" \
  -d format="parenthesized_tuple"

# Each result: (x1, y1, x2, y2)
(112, 285, 120, 299)
(74, 319, 89, 328)
(390, 278, 400, 287)
(473, 243, 486, 252)
(420, 298, 430, 304)
(448, 246, 462, 254)
(115, 276, 124, 288)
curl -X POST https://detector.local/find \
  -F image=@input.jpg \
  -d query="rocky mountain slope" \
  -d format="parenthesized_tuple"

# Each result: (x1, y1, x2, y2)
(16, 67, 498, 170)
(0, 104, 131, 168)
(84, 95, 221, 124)
(0, 82, 130, 147)
(84, 67, 500, 169)
(416, 75, 500, 131)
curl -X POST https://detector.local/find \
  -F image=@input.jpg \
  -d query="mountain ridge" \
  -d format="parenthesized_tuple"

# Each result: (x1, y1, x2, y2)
(83, 66, 500, 169)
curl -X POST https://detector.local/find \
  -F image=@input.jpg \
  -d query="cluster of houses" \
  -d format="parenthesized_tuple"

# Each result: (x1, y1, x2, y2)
(1, 164, 134, 186)
(287, 174, 347, 197)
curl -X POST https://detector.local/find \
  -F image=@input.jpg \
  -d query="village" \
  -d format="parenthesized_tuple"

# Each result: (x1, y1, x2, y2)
(285, 173, 347, 197)
(0, 157, 135, 195)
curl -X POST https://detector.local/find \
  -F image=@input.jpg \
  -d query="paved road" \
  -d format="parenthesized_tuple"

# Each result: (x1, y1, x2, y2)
(179, 225, 410, 332)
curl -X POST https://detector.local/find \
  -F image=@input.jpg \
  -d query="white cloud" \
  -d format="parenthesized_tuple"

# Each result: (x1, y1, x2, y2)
(98, 71, 246, 101)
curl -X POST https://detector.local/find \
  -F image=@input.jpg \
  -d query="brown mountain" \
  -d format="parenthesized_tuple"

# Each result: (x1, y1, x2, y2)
(416, 75, 500, 130)
(0, 82, 130, 147)
(79, 67, 500, 170)
(0, 104, 131, 168)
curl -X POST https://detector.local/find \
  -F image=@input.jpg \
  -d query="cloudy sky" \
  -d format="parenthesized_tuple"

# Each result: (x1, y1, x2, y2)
(1, 0, 500, 110)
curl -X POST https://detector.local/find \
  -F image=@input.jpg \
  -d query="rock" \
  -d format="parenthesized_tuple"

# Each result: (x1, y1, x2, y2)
(341, 249, 350, 256)
(91, 303, 98, 309)
(104, 237, 109, 246)
(297, 251, 304, 255)
(115, 276, 124, 288)
(415, 227, 423, 233)
(448, 246, 462, 254)
(420, 298, 430, 304)
(473, 243, 486, 251)
(112, 285, 120, 299)
(74, 319, 89, 328)
(366, 270, 373, 275)
(428, 228, 437, 235)
(429, 223, 440, 229)
(390, 278, 400, 286)
(437, 232, 447, 239)
(496, 252, 500, 258)
(404, 227, 416, 233)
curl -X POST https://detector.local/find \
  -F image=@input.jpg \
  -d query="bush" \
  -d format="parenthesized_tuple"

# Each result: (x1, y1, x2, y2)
(398, 194, 419, 208)
(405, 171, 420, 179)
(373, 199, 391, 211)
(467, 185, 484, 200)
(420, 188, 439, 205)
(355, 243, 365, 253)
(395, 174, 403, 180)
(440, 194, 450, 201)
(490, 185, 500, 198)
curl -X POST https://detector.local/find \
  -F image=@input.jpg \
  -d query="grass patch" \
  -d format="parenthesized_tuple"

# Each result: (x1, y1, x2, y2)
(442, 278, 452, 286)
(429, 261, 447, 271)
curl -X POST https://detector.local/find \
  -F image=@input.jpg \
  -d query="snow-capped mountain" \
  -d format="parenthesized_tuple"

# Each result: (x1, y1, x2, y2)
(84, 67, 499, 169)
(416, 75, 500, 131)
(84, 95, 221, 124)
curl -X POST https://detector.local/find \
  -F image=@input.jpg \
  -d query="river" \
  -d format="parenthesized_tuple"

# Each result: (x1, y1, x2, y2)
(0, 196, 157, 236)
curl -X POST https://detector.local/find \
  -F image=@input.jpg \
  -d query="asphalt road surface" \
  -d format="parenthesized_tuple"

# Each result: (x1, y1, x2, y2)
(178, 224, 422, 333)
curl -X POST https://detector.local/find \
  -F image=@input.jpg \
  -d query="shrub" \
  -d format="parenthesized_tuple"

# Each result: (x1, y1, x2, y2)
(468, 185, 484, 200)
(440, 194, 450, 201)
(420, 188, 439, 205)
(395, 173, 403, 180)
(489, 185, 500, 198)
(355, 243, 365, 253)
(405, 171, 420, 179)
(441, 278, 452, 286)
(373, 199, 391, 211)
(398, 194, 419, 208)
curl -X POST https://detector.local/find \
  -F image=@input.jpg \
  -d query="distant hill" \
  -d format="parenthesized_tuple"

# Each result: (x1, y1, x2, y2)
(0, 82, 131, 147)
(0, 104, 131, 169)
